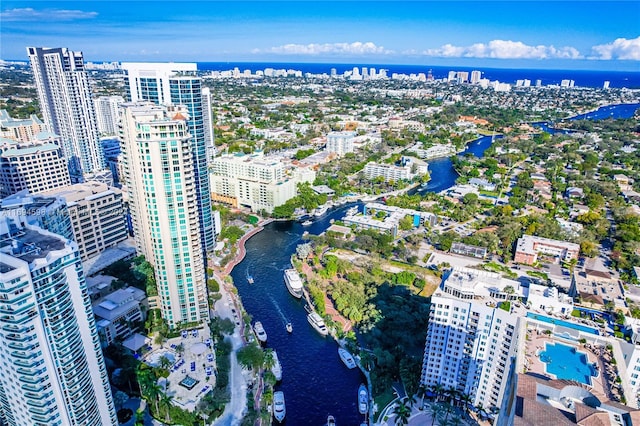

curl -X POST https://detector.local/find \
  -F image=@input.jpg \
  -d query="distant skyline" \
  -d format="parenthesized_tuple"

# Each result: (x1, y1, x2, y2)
(1, 1, 639, 71)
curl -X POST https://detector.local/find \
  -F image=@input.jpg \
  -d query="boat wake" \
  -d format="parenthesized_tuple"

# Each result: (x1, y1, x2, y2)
(270, 295, 289, 326)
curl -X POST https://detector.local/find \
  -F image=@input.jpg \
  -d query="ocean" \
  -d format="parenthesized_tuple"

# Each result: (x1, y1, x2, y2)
(198, 62, 640, 89)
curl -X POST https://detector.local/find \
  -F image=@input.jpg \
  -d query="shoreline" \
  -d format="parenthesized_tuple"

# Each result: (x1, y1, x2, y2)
(218, 218, 274, 278)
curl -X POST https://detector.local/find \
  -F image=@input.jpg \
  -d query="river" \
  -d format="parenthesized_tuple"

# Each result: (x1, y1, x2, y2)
(226, 102, 637, 424)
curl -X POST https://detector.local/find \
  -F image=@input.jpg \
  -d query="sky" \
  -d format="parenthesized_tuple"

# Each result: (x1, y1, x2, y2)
(1, 1, 639, 70)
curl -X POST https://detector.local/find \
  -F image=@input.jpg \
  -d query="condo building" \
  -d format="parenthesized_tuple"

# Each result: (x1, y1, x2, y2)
(514, 234, 580, 265)
(120, 103, 209, 327)
(0, 133, 71, 197)
(0, 110, 46, 142)
(121, 62, 216, 250)
(210, 151, 315, 213)
(325, 131, 355, 156)
(41, 182, 128, 261)
(0, 216, 117, 425)
(94, 95, 124, 136)
(363, 157, 428, 182)
(421, 267, 523, 411)
(27, 47, 106, 177)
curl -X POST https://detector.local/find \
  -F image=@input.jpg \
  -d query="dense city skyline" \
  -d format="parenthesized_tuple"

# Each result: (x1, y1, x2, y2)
(1, 1, 639, 70)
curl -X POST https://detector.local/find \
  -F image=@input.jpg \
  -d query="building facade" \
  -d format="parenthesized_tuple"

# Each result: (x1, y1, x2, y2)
(325, 131, 355, 156)
(514, 234, 580, 265)
(94, 95, 124, 136)
(0, 218, 117, 425)
(120, 103, 209, 327)
(0, 110, 46, 142)
(27, 47, 106, 177)
(421, 267, 522, 411)
(210, 151, 315, 213)
(41, 182, 128, 261)
(121, 62, 216, 250)
(93, 286, 147, 348)
(0, 133, 71, 197)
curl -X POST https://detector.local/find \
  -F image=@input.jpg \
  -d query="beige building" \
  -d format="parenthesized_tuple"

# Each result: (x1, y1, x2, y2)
(210, 151, 315, 213)
(0, 109, 46, 142)
(41, 182, 128, 261)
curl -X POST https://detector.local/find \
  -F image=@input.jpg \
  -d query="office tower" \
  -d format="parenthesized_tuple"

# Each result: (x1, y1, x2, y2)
(0, 216, 117, 425)
(421, 267, 521, 410)
(0, 133, 71, 197)
(121, 63, 216, 250)
(26, 47, 105, 178)
(94, 95, 124, 135)
(120, 103, 209, 327)
(470, 70, 481, 84)
(41, 182, 128, 261)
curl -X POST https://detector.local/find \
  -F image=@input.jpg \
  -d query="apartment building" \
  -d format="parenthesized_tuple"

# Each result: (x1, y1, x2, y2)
(325, 131, 355, 156)
(514, 234, 580, 265)
(0, 110, 46, 142)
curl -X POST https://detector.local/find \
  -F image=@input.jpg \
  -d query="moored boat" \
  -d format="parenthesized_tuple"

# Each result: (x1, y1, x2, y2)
(271, 350, 282, 381)
(307, 311, 328, 336)
(314, 205, 329, 217)
(283, 268, 304, 298)
(358, 383, 368, 415)
(338, 347, 357, 369)
(273, 391, 286, 423)
(254, 321, 267, 343)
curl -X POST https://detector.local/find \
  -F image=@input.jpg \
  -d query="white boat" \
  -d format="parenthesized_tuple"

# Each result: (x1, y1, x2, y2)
(247, 275, 254, 284)
(326, 415, 336, 426)
(286, 322, 293, 333)
(338, 347, 357, 369)
(273, 391, 286, 423)
(307, 311, 328, 336)
(302, 219, 313, 226)
(283, 268, 304, 299)
(358, 384, 368, 415)
(271, 350, 282, 381)
(254, 321, 267, 343)
(314, 205, 329, 217)
(346, 206, 358, 216)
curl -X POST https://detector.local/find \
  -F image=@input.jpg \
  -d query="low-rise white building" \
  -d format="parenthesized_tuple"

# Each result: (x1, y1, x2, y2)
(325, 131, 355, 156)
(93, 284, 147, 347)
(514, 234, 580, 265)
(525, 283, 574, 315)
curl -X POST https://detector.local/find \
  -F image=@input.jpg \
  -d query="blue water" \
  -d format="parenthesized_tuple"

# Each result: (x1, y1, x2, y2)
(231, 208, 366, 425)
(532, 103, 640, 134)
(526, 312, 599, 335)
(540, 342, 597, 385)
(199, 62, 640, 89)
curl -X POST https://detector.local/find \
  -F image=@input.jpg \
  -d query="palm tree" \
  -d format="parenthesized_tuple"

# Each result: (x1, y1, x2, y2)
(158, 355, 172, 372)
(393, 397, 413, 426)
(159, 392, 173, 423)
(415, 384, 428, 410)
(430, 383, 446, 402)
(448, 414, 465, 426)
(459, 392, 473, 417)
(474, 404, 489, 421)
(445, 386, 459, 406)
(263, 349, 275, 371)
(145, 381, 162, 415)
(426, 403, 445, 426)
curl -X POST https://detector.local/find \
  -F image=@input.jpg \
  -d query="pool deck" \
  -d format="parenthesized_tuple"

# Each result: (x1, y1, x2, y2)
(523, 329, 611, 401)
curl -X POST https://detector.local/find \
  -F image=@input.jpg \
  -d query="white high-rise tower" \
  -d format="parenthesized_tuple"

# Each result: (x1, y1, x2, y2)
(120, 103, 209, 327)
(0, 215, 117, 425)
(27, 47, 106, 178)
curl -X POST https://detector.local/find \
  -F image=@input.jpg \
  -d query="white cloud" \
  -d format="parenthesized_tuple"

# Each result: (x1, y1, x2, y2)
(424, 40, 581, 60)
(590, 37, 640, 60)
(258, 42, 394, 56)
(0, 8, 98, 21)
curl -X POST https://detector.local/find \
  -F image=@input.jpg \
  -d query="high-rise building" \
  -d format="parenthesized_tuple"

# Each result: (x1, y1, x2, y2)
(325, 131, 355, 156)
(0, 215, 117, 425)
(0, 133, 71, 197)
(121, 63, 216, 250)
(470, 70, 482, 84)
(421, 267, 522, 411)
(120, 103, 209, 327)
(0, 110, 46, 142)
(94, 95, 124, 136)
(26, 47, 106, 178)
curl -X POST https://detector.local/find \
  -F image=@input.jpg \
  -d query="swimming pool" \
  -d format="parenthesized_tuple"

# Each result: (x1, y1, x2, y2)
(146, 350, 176, 367)
(540, 342, 597, 385)
(527, 312, 599, 335)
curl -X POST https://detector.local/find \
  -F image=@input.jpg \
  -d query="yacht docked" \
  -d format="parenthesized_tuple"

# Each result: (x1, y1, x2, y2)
(254, 321, 267, 343)
(271, 350, 282, 381)
(313, 205, 329, 217)
(307, 311, 328, 336)
(358, 383, 368, 415)
(338, 347, 357, 369)
(273, 391, 286, 423)
(283, 268, 304, 298)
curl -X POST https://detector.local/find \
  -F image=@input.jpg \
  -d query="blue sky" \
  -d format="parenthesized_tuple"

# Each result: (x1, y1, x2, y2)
(1, 1, 639, 70)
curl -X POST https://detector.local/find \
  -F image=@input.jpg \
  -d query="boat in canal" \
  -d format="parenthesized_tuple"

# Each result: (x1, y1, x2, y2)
(358, 384, 368, 415)
(286, 322, 293, 333)
(338, 347, 356, 369)
(271, 350, 282, 381)
(314, 205, 329, 217)
(307, 311, 328, 336)
(284, 268, 304, 298)
(254, 321, 267, 343)
(273, 391, 286, 423)
(247, 275, 254, 284)
(302, 219, 313, 226)
(326, 415, 336, 426)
